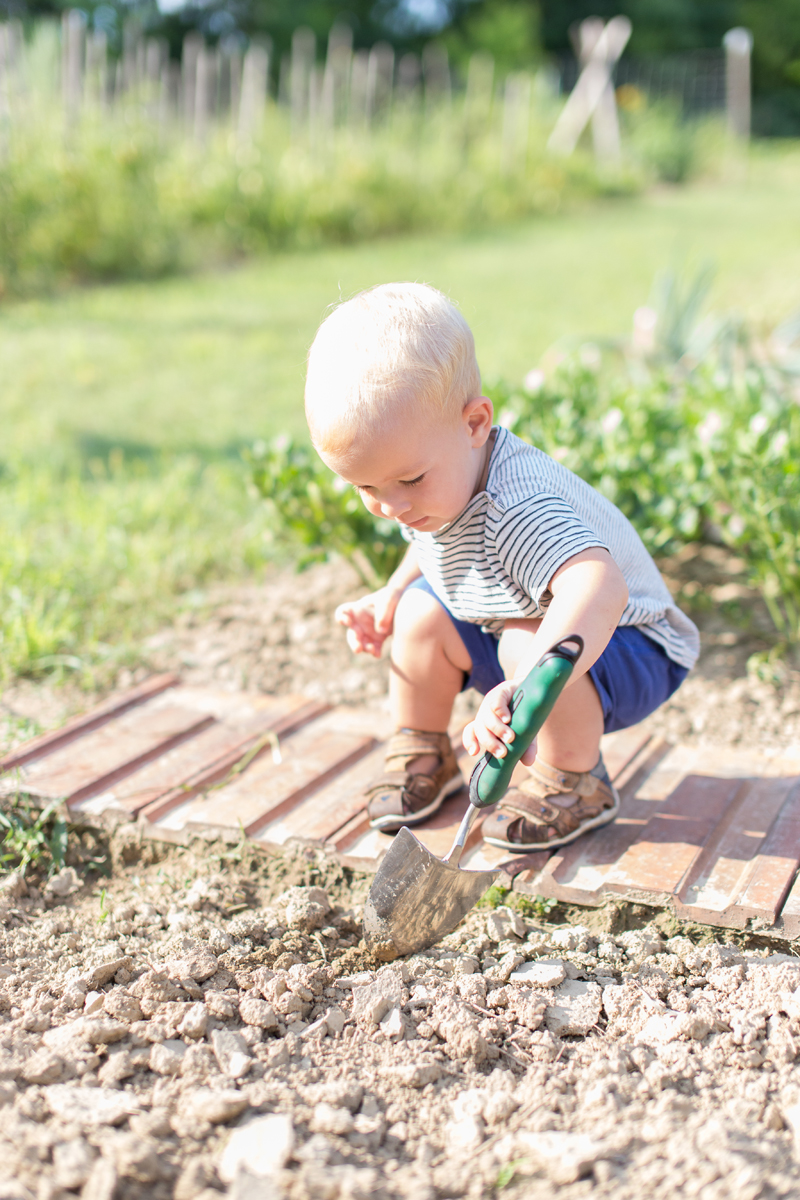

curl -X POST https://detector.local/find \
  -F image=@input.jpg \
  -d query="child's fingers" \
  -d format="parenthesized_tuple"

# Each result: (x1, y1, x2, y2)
(462, 721, 479, 755)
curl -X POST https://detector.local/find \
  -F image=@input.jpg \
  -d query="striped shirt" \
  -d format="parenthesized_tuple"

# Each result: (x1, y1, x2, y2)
(402, 426, 699, 670)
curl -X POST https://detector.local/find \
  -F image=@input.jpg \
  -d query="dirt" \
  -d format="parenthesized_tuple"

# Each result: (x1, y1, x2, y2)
(1, 549, 800, 1199)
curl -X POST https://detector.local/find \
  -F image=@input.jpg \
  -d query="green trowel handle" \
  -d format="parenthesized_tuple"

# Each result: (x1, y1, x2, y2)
(468, 635, 584, 809)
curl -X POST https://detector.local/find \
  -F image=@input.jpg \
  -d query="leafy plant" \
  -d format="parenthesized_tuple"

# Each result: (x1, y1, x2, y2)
(0, 797, 67, 877)
(248, 436, 406, 588)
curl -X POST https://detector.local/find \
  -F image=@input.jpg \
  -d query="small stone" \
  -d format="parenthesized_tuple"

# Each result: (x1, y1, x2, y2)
(205, 990, 236, 1020)
(283, 886, 331, 933)
(0, 871, 26, 899)
(87, 957, 134, 990)
(149, 1039, 188, 1076)
(550, 926, 592, 953)
(84, 991, 105, 1015)
(104, 991, 143, 1023)
(81, 1157, 118, 1200)
(380, 1006, 405, 1041)
(52, 1138, 95, 1189)
(545, 980, 602, 1037)
(351, 969, 406, 1027)
(218, 1113, 295, 1183)
(445, 1115, 485, 1150)
(106, 1131, 170, 1183)
(22, 1048, 63, 1085)
(188, 1088, 250, 1125)
(178, 1001, 209, 1040)
(486, 908, 526, 943)
(212, 1028, 253, 1080)
(325, 1007, 346, 1035)
(389, 1062, 443, 1089)
(311, 1102, 355, 1136)
(44, 1084, 140, 1127)
(164, 947, 219, 983)
(82, 1016, 129, 1044)
(238, 996, 279, 1030)
(637, 1011, 712, 1044)
(509, 959, 566, 988)
(46, 866, 81, 897)
(514, 1130, 608, 1184)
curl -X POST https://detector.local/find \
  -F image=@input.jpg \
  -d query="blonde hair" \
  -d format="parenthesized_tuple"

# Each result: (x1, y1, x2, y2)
(305, 282, 481, 454)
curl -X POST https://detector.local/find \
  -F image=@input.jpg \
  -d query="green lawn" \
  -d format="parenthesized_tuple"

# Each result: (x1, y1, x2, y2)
(1, 144, 799, 684)
(2, 144, 799, 462)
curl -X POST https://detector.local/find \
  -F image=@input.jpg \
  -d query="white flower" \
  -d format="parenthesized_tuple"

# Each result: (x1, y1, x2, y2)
(697, 411, 723, 446)
(523, 368, 545, 394)
(579, 343, 601, 371)
(728, 515, 746, 539)
(551, 446, 569, 462)
(601, 407, 623, 435)
(497, 408, 516, 429)
(273, 432, 291, 453)
(771, 430, 789, 456)
(332, 475, 349, 494)
(632, 306, 658, 353)
(749, 412, 769, 435)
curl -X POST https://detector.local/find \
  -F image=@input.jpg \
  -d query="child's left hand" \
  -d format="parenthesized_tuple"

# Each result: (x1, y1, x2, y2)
(462, 681, 538, 765)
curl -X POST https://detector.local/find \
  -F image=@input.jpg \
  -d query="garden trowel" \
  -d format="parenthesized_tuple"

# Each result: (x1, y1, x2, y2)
(363, 635, 584, 960)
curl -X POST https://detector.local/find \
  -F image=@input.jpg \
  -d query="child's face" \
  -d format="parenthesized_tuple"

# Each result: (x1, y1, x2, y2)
(318, 397, 494, 534)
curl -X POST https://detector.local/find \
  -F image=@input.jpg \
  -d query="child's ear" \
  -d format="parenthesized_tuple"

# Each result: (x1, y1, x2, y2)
(463, 396, 494, 444)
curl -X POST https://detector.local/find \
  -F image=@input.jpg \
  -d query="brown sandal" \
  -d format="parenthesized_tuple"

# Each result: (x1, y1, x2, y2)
(481, 755, 619, 851)
(366, 729, 463, 832)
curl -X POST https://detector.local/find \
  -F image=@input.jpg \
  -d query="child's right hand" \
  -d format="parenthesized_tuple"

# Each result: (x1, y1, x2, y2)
(335, 586, 403, 658)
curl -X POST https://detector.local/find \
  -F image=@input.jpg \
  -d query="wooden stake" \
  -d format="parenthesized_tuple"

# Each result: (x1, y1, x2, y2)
(548, 16, 630, 160)
(724, 27, 752, 141)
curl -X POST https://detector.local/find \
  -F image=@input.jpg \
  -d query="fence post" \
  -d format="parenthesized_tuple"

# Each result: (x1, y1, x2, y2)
(182, 33, 202, 133)
(62, 9, 85, 130)
(238, 42, 269, 142)
(422, 42, 450, 111)
(322, 23, 352, 131)
(0, 24, 10, 160)
(723, 27, 752, 141)
(290, 27, 315, 141)
(366, 42, 394, 123)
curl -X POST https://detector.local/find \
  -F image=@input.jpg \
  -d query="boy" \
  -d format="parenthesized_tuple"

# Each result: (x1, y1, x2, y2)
(304, 283, 698, 851)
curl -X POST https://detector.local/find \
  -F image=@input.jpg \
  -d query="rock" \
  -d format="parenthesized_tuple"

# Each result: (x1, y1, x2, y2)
(218, 1113, 295, 1183)
(105, 1131, 172, 1183)
(86, 957, 134, 990)
(545, 980, 602, 1037)
(82, 1017, 129, 1045)
(637, 1011, 712, 1044)
(379, 1006, 405, 1041)
(617, 929, 663, 960)
(212, 1029, 253, 1080)
(44, 1084, 140, 1127)
(486, 908, 526, 943)
(283, 886, 331, 933)
(509, 959, 566, 988)
(188, 1088, 251, 1125)
(307, 1081, 364, 1113)
(21, 1048, 63, 1084)
(550, 925, 592, 953)
(351, 969, 406, 1027)
(0, 872, 26, 900)
(164, 946, 219, 983)
(445, 1115, 485, 1150)
(81, 1157, 118, 1200)
(45, 866, 81, 897)
(431, 995, 491, 1062)
(205, 990, 236, 1020)
(239, 996, 279, 1030)
(178, 1001, 209, 1040)
(52, 1137, 95, 1189)
(103, 991, 143, 1023)
(149, 1039, 188, 1075)
(511, 1131, 608, 1184)
(325, 1007, 346, 1035)
(388, 1062, 442, 1089)
(84, 990, 105, 1015)
(311, 1102, 355, 1136)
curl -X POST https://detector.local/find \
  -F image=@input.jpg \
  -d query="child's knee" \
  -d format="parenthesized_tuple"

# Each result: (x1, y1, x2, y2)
(393, 586, 451, 643)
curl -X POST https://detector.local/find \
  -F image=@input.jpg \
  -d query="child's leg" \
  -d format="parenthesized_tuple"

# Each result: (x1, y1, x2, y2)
(482, 620, 618, 850)
(366, 586, 471, 831)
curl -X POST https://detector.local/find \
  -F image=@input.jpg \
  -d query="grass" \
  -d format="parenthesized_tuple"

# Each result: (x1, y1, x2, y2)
(1, 143, 799, 683)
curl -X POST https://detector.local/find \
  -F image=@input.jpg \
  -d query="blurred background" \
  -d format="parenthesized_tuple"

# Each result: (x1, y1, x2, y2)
(0, 0, 799, 705)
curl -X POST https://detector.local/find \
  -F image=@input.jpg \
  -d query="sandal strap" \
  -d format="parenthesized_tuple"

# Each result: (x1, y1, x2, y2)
(524, 756, 605, 799)
(384, 729, 453, 773)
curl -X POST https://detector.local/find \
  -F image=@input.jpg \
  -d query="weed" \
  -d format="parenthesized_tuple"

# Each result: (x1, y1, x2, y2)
(97, 887, 109, 921)
(477, 883, 512, 910)
(496, 1161, 528, 1189)
(0, 797, 67, 876)
(516, 894, 558, 919)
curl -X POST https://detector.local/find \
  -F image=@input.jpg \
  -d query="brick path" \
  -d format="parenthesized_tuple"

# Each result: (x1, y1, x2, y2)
(3, 676, 799, 938)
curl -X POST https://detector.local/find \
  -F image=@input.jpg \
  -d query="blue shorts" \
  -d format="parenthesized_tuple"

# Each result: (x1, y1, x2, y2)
(409, 576, 688, 734)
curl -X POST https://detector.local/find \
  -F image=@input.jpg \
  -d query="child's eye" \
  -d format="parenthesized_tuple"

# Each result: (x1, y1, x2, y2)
(401, 474, 425, 487)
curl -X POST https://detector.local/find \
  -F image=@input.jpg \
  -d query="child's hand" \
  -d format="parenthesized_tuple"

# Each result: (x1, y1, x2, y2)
(335, 586, 402, 658)
(462, 682, 538, 766)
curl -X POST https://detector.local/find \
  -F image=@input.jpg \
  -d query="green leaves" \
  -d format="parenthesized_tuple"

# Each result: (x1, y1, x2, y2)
(248, 437, 406, 588)
(0, 798, 67, 877)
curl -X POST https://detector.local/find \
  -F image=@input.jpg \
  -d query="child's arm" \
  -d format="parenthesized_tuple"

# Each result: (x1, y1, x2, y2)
(463, 549, 628, 761)
(335, 544, 422, 658)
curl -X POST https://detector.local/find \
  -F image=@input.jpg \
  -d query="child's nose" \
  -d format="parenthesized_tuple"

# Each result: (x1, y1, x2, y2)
(381, 497, 411, 518)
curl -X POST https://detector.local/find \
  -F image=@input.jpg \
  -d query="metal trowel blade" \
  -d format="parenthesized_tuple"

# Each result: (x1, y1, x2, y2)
(363, 826, 500, 961)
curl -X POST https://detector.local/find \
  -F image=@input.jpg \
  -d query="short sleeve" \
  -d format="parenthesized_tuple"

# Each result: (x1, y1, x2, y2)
(494, 494, 608, 607)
